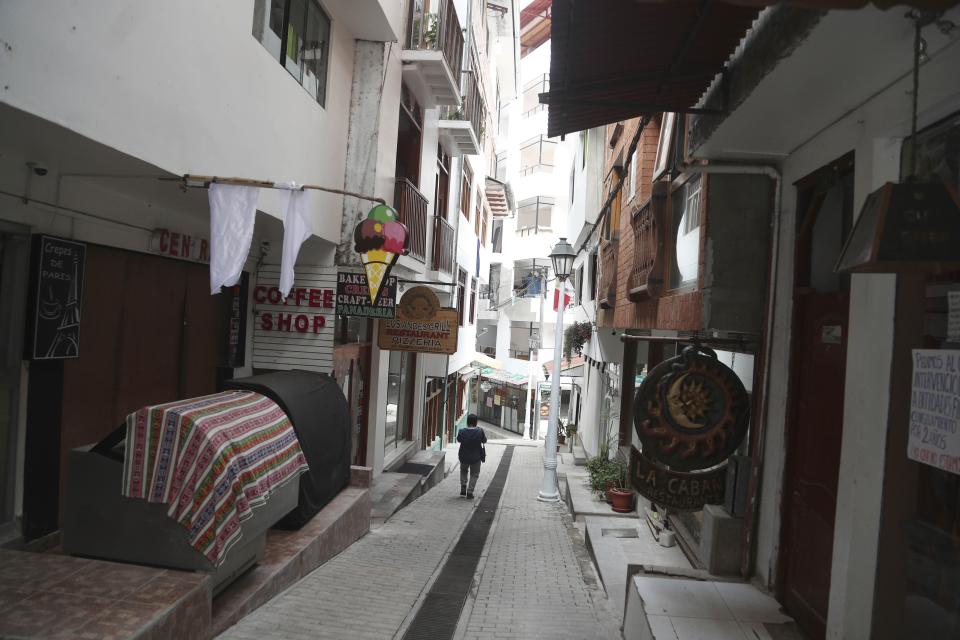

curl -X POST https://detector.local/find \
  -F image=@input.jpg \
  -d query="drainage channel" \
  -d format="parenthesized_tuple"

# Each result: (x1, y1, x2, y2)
(401, 446, 515, 640)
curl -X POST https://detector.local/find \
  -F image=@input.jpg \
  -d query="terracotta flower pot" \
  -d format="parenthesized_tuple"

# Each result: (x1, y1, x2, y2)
(604, 481, 616, 503)
(609, 488, 634, 513)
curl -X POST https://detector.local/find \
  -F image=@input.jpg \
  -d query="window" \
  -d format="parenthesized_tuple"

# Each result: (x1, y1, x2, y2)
(481, 209, 489, 247)
(470, 277, 478, 324)
(519, 136, 557, 176)
(254, 0, 331, 106)
(491, 219, 504, 253)
(574, 265, 584, 305)
(516, 196, 554, 235)
(588, 250, 598, 300)
(460, 163, 473, 218)
(522, 75, 549, 117)
(457, 268, 467, 326)
(512, 260, 547, 298)
(669, 175, 702, 289)
(495, 151, 508, 182)
(629, 148, 638, 201)
(475, 197, 482, 236)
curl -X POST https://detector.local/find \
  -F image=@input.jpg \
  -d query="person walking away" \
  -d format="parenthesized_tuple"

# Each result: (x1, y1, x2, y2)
(457, 414, 487, 499)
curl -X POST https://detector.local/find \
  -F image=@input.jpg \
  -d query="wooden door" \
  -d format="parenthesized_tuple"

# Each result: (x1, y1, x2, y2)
(333, 342, 371, 466)
(779, 153, 854, 639)
(781, 290, 848, 636)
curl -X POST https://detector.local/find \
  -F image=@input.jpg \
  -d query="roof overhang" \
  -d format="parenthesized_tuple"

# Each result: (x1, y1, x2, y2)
(543, 0, 959, 139)
(543, 0, 761, 138)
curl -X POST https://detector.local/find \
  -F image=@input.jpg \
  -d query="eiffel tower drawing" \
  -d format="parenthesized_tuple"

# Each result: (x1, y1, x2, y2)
(46, 256, 81, 358)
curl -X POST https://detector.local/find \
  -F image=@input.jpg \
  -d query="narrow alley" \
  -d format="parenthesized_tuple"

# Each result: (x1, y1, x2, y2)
(219, 441, 620, 640)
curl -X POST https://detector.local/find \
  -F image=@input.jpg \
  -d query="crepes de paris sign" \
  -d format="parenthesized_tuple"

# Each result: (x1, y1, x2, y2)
(378, 286, 458, 355)
(632, 344, 750, 511)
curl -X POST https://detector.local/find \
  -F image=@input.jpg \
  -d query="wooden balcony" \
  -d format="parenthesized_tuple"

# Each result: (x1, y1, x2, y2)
(628, 189, 666, 302)
(431, 216, 455, 274)
(394, 178, 428, 263)
(599, 238, 618, 310)
(401, 0, 464, 108)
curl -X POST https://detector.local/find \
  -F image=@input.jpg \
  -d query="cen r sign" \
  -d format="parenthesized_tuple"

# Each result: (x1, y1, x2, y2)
(149, 228, 209, 263)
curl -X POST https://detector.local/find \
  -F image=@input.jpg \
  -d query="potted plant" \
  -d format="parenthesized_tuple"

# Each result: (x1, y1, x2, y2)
(423, 13, 439, 48)
(565, 423, 577, 445)
(608, 461, 634, 513)
(563, 321, 592, 363)
(557, 421, 566, 446)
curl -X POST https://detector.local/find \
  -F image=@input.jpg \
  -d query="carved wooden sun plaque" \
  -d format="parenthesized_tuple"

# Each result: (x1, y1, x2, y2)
(634, 345, 750, 472)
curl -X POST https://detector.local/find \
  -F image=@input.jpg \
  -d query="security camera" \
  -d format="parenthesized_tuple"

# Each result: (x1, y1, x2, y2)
(26, 161, 48, 177)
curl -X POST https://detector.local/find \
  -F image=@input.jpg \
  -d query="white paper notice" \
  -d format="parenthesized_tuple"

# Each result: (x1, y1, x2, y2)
(948, 291, 960, 342)
(909, 349, 960, 475)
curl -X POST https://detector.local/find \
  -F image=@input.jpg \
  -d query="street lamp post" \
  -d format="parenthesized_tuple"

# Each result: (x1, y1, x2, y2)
(538, 238, 576, 502)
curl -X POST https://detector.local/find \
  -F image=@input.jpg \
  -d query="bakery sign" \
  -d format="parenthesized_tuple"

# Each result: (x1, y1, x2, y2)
(377, 286, 458, 355)
(336, 270, 396, 318)
(252, 265, 336, 374)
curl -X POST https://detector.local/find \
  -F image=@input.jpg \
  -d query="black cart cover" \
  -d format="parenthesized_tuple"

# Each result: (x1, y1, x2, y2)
(225, 370, 351, 529)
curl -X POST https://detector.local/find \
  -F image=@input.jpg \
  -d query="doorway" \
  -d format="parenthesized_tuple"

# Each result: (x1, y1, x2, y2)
(333, 316, 373, 466)
(779, 153, 855, 639)
(0, 227, 29, 542)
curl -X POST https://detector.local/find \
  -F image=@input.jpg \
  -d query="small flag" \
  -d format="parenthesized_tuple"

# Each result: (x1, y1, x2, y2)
(553, 280, 573, 311)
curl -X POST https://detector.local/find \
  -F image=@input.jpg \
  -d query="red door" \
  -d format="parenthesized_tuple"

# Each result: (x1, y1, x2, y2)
(780, 292, 849, 636)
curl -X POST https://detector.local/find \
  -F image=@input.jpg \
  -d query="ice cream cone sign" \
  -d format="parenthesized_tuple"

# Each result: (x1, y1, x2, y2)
(353, 205, 409, 306)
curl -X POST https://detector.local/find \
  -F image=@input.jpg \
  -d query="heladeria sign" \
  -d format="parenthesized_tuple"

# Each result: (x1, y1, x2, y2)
(336, 271, 396, 318)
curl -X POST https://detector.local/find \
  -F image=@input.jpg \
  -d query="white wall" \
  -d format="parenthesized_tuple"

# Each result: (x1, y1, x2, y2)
(745, 27, 960, 640)
(0, 0, 368, 243)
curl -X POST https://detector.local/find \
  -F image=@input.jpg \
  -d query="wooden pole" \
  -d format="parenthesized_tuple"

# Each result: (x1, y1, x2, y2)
(175, 174, 387, 205)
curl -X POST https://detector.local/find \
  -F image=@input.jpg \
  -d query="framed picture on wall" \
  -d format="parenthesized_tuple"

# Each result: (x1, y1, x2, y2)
(652, 112, 677, 183)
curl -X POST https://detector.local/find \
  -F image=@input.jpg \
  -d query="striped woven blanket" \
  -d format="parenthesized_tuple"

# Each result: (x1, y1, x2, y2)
(122, 390, 308, 565)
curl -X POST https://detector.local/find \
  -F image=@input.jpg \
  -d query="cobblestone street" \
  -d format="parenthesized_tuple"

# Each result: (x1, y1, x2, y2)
(219, 444, 619, 640)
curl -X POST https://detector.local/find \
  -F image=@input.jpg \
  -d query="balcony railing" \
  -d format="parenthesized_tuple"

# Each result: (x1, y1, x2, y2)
(629, 200, 656, 301)
(394, 178, 428, 263)
(599, 238, 618, 310)
(406, 0, 463, 80)
(431, 216, 455, 273)
(440, 71, 486, 146)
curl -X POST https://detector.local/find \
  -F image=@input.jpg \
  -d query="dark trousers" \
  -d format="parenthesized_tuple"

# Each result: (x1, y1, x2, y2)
(460, 461, 481, 492)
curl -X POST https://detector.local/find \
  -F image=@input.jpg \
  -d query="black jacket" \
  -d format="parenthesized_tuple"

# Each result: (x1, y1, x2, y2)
(457, 426, 487, 464)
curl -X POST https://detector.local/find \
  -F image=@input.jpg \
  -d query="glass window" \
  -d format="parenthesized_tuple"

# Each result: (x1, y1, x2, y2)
(384, 351, 402, 450)
(519, 136, 557, 176)
(254, 0, 330, 106)
(470, 277, 478, 324)
(457, 268, 467, 326)
(516, 196, 554, 235)
(669, 175, 702, 288)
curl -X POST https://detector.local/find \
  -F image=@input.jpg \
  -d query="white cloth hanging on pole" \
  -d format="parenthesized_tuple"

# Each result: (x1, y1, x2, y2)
(209, 183, 259, 294)
(275, 181, 313, 300)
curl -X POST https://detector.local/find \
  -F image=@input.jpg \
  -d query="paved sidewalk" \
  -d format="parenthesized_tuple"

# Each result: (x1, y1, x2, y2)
(218, 444, 617, 639)
(456, 446, 620, 640)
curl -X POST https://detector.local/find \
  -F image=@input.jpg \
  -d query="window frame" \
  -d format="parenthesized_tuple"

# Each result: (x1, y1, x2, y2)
(457, 268, 468, 326)
(460, 163, 473, 219)
(470, 277, 478, 324)
(254, 0, 332, 107)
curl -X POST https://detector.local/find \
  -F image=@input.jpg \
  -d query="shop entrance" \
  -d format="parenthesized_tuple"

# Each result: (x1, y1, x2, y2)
(779, 153, 854, 639)
(0, 226, 29, 542)
(333, 317, 373, 466)
(22, 242, 231, 540)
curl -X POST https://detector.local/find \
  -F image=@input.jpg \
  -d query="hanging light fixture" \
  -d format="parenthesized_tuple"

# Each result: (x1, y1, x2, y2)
(835, 12, 960, 275)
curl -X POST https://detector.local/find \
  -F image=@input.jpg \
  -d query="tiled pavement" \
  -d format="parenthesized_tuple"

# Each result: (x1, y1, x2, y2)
(219, 444, 618, 639)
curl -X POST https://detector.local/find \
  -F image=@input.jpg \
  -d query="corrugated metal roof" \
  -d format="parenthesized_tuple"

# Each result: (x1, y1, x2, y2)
(544, 0, 760, 138)
(545, 0, 957, 138)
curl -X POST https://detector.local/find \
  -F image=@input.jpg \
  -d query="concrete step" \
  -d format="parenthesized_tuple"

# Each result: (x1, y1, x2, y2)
(623, 573, 801, 640)
(369, 450, 447, 528)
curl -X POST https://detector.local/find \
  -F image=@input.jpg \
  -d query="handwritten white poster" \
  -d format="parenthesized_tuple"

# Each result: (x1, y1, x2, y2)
(909, 349, 960, 475)
(948, 291, 960, 342)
